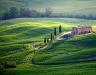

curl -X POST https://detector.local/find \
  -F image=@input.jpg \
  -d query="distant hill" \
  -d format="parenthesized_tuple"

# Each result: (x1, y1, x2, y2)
(0, 0, 25, 14)
(0, 0, 96, 16)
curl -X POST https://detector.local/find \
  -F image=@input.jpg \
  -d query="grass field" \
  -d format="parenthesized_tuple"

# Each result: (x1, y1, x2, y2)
(0, 18, 96, 75)
(0, 18, 74, 64)
(34, 34, 96, 64)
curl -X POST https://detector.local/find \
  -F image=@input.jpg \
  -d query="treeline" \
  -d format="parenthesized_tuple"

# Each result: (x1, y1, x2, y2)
(0, 7, 96, 20)
(52, 13, 96, 20)
(63, 14, 96, 20)
(0, 7, 53, 20)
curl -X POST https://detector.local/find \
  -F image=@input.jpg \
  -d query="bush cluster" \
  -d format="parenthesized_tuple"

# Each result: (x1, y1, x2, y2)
(0, 61, 16, 69)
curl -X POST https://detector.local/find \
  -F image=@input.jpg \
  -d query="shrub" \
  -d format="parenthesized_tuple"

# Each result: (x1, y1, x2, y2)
(0, 63, 4, 69)
(5, 61, 16, 68)
(0, 61, 16, 69)
(0, 62, 5, 69)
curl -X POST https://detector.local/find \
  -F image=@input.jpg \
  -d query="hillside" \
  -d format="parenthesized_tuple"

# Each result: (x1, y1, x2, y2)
(34, 34, 96, 64)
(0, 18, 74, 63)
(1, 33, 96, 75)
(0, 18, 96, 75)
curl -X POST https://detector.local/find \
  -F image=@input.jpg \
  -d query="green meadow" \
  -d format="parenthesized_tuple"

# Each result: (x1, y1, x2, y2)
(0, 18, 96, 75)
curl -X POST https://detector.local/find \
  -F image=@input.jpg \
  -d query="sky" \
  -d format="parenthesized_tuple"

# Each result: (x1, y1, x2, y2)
(0, 0, 96, 14)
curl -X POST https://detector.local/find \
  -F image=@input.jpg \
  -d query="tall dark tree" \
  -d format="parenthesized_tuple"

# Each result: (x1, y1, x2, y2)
(51, 33, 53, 40)
(25, 8, 32, 17)
(9, 7, 19, 18)
(59, 25, 62, 33)
(2, 12, 10, 20)
(44, 38, 47, 43)
(31, 9, 39, 17)
(54, 27, 56, 36)
(45, 8, 52, 17)
(19, 8, 26, 17)
(47, 38, 49, 43)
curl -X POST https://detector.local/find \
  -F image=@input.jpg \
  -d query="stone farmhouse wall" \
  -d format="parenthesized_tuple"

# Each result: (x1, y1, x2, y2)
(72, 26, 92, 35)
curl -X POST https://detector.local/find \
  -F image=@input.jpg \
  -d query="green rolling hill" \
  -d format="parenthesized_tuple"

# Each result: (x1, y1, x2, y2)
(0, 18, 74, 63)
(34, 34, 96, 64)
(0, 18, 96, 75)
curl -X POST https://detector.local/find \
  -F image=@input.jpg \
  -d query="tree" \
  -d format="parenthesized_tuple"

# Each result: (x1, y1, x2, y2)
(2, 12, 10, 20)
(59, 25, 62, 33)
(1, 7, 19, 20)
(47, 38, 49, 43)
(54, 27, 57, 36)
(51, 33, 53, 40)
(19, 8, 26, 17)
(31, 9, 39, 17)
(9, 7, 19, 18)
(45, 8, 52, 17)
(44, 38, 47, 43)
(24, 8, 32, 17)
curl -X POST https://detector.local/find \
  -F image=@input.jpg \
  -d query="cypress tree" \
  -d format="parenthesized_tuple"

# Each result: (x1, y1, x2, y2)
(54, 27, 56, 36)
(44, 38, 47, 43)
(59, 25, 62, 33)
(47, 38, 49, 43)
(51, 33, 53, 40)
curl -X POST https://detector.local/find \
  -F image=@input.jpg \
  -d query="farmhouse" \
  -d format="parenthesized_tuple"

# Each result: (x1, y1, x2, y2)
(71, 25, 92, 35)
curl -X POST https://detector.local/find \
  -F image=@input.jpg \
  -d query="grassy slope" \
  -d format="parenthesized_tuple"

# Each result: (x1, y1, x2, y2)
(0, 18, 96, 75)
(34, 34, 96, 64)
(2, 34, 96, 75)
(1, 61, 96, 75)
(0, 18, 74, 64)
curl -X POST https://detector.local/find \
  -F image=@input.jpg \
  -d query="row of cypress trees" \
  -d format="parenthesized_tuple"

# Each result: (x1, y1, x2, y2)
(44, 25, 62, 43)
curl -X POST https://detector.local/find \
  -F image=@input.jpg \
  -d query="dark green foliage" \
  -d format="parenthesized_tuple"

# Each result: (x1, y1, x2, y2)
(59, 25, 62, 33)
(9, 7, 19, 18)
(2, 7, 19, 20)
(1, 7, 53, 20)
(51, 33, 53, 40)
(54, 27, 56, 36)
(47, 38, 49, 43)
(0, 63, 4, 69)
(0, 61, 16, 69)
(44, 38, 47, 43)
(45, 8, 52, 17)
(44, 38, 49, 43)
(4, 61, 16, 68)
